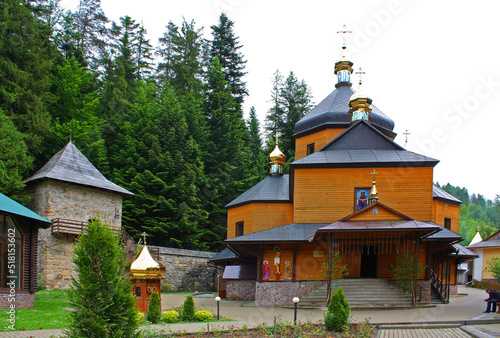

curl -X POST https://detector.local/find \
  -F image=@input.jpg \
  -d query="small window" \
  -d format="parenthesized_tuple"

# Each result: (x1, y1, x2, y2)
(307, 143, 315, 155)
(236, 221, 244, 237)
(444, 218, 451, 230)
(135, 286, 142, 297)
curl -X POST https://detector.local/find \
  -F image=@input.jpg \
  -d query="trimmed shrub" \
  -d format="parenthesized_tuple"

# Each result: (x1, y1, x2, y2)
(324, 287, 350, 332)
(194, 309, 213, 322)
(181, 295, 195, 321)
(162, 310, 180, 323)
(68, 219, 139, 337)
(147, 291, 161, 323)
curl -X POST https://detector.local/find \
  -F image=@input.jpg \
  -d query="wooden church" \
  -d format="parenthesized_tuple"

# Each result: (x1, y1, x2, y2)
(213, 42, 478, 307)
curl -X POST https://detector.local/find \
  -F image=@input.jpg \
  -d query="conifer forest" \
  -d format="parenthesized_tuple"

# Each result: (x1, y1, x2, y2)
(1, 0, 498, 251)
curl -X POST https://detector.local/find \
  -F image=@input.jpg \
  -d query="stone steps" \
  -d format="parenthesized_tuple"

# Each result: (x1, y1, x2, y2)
(288, 279, 415, 309)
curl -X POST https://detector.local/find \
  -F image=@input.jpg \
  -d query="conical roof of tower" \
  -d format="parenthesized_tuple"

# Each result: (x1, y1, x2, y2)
(294, 85, 395, 137)
(129, 245, 166, 278)
(24, 142, 133, 196)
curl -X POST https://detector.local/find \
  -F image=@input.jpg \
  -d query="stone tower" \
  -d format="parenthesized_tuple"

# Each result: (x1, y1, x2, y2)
(25, 141, 134, 290)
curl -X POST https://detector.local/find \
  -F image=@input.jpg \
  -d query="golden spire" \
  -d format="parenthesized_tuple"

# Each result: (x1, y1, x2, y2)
(268, 133, 285, 175)
(369, 169, 379, 204)
(334, 25, 353, 88)
(129, 244, 166, 278)
(349, 68, 372, 124)
(403, 130, 410, 147)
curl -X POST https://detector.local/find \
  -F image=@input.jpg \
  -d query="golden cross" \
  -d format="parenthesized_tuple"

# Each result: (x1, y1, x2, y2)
(337, 24, 352, 58)
(141, 232, 147, 245)
(403, 129, 410, 147)
(370, 169, 378, 181)
(275, 132, 281, 144)
(355, 67, 365, 86)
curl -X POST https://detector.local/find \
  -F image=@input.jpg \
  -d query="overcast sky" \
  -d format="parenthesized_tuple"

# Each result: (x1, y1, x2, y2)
(61, 0, 500, 200)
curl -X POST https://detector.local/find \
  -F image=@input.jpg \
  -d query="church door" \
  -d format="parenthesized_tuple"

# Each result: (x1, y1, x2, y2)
(360, 246, 377, 277)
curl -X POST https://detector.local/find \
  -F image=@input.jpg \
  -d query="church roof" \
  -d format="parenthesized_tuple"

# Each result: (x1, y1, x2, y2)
(24, 142, 133, 196)
(422, 226, 462, 242)
(0, 192, 51, 227)
(432, 186, 462, 205)
(467, 239, 500, 249)
(225, 223, 328, 243)
(317, 219, 440, 234)
(294, 85, 395, 137)
(451, 243, 479, 258)
(209, 247, 240, 262)
(292, 121, 439, 168)
(225, 175, 290, 208)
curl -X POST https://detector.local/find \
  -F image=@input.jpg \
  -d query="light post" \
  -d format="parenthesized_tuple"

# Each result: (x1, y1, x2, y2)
(292, 297, 300, 324)
(215, 296, 221, 320)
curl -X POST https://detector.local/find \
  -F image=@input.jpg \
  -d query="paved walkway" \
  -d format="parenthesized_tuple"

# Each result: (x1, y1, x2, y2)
(1, 286, 500, 337)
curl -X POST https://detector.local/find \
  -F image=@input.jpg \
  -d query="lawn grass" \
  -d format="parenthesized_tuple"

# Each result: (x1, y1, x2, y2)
(0, 290, 70, 331)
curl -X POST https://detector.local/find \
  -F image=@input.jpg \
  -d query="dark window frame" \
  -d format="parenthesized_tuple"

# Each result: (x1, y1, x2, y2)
(444, 218, 451, 230)
(236, 221, 244, 237)
(307, 143, 315, 155)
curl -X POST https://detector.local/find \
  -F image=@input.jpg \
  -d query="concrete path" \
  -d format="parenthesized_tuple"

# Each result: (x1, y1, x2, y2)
(1, 286, 499, 337)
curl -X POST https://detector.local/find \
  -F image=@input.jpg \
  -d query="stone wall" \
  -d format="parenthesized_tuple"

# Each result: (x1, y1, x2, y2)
(0, 291, 34, 310)
(152, 246, 222, 292)
(29, 180, 123, 228)
(255, 281, 320, 307)
(29, 180, 123, 290)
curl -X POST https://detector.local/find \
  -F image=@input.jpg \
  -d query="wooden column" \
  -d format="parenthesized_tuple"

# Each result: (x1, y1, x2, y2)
(413, 233, 419, 306)
(257, 244, 263, 283)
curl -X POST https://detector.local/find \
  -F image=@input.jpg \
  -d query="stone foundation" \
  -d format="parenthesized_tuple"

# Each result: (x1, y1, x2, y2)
(449, 284, 458, 296)
(255, 281, 322, 307)
(226, 280, 256, 300)
(0, 291, 34, 309)
(417, 279, 431, 303)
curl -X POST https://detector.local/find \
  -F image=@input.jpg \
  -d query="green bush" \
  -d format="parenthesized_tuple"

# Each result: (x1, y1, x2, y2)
(147, 291, 161, 323)
(194, 309, 213, 322)
(162, 310, 180, 323)
(136, 312, 145, 324)
(324, 287, 349, 332)
(161, 283, 173, 293)
(181, 295, 195, 321)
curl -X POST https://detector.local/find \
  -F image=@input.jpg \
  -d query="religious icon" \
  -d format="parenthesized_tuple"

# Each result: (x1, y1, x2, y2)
(263, 260, 270, 281)
(355, 188, 370, 211)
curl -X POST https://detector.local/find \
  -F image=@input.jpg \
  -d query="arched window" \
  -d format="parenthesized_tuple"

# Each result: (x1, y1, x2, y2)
(0, 214, 23, 289)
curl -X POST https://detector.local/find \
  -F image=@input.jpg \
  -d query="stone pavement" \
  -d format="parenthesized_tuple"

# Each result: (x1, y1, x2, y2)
(1, 286, 500, 337)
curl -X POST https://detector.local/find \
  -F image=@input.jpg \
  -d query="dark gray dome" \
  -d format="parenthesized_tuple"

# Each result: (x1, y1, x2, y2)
(294, 85, 395, 136)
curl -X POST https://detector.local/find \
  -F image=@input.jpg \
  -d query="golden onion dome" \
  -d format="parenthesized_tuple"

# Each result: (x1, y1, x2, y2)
(349, 83, 372, 106)
(269, 144, 285, 163)
(129, 245, 166, 278)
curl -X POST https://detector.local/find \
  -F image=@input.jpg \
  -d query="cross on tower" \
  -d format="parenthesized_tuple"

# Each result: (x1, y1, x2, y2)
(355, 68, 365, 86)
(337, 24, 352, 58)
(403, 130, 410, 147)
(370, 169, 378, 181)
(275, 132, 281, 144)
(141, 232, 147, 245)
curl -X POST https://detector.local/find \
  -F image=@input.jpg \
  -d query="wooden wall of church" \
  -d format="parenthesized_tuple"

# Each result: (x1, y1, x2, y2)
(227, 203, 293, 239)
(295, 129, 346, 160)
(431, 200, 460, 233)
(293, 167, 434, 223)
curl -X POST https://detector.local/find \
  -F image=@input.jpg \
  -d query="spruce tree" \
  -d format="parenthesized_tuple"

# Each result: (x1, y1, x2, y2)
(247, 106, 267, 181)
(0, 0, 54, 164)
(209, 13, 247, 111)
(68, 218, 139, 337)
(74, 0, 108, 67)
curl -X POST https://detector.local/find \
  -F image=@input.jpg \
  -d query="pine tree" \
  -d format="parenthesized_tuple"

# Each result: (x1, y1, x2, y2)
(68, 218, 139, 337)
(136, 23, 154, 80)
(74, 0, 108, 67)
(209, 13, 247, 111)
